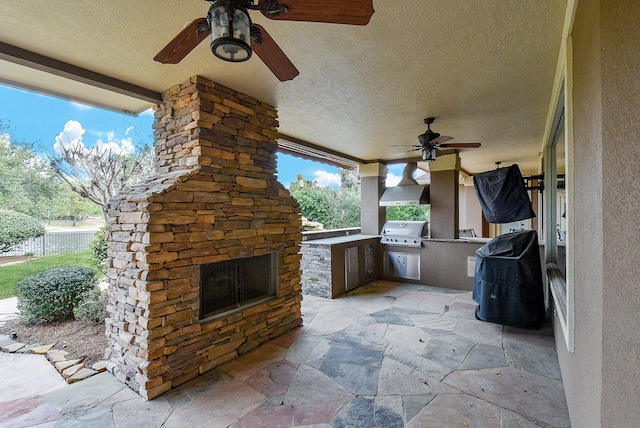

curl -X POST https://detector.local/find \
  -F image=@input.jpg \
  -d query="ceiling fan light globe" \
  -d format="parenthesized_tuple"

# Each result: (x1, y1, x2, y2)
(211, 37, 252, 62)
(422, 148, 437, 162)
(209, 3, 252, 62)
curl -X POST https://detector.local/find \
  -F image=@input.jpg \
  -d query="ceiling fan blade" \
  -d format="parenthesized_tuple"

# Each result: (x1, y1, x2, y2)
(252, 24, 299, 81)
(429, 135, 454, 145)
(154, 18, 209, 64)
(392, 148, 421, 157)
(437, 142, 482, 148)
(261, 0, 374, 25)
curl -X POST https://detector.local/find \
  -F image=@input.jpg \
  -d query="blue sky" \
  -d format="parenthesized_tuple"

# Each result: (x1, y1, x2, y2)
(0, 84, 403, 188)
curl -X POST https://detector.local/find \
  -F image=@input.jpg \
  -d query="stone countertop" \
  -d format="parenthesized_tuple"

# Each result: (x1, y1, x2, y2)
(302, 235, 493, 246)
(301, 234, 380, 246)
(423, 237, 491, 243)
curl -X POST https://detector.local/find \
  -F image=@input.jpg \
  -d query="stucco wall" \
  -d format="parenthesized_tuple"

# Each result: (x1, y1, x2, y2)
(557, 0, 640, 425)
(430, 170, 459, 239)
(459, 184, 485, 237)
(598, 0, 640, 424)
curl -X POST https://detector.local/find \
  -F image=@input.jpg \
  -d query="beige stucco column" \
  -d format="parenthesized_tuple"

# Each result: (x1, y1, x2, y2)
(429, 153, 460, 239)
(359, 162, 387, 235)
(459, 175, 487, 238)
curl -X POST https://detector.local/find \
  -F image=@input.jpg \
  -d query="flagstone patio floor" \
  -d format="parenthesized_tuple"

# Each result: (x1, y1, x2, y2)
(0, 280, 569, 427)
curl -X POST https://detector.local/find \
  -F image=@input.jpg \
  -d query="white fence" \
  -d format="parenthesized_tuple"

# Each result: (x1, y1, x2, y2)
(2, 230, 99, 257)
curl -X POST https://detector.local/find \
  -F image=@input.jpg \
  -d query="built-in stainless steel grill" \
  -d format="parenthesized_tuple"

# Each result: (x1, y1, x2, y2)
(380, 220, 429, 247)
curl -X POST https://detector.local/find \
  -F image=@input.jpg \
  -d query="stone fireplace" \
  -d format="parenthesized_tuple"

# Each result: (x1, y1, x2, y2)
(104, 76, 302, 400)
(200, 252, 278, 319)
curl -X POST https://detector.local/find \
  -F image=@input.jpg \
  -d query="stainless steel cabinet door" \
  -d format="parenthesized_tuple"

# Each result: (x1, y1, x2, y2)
(345, 247, 359, 292)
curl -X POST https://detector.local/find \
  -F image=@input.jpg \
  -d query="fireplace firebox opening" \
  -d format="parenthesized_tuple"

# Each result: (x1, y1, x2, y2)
(200, 252, 278, 320)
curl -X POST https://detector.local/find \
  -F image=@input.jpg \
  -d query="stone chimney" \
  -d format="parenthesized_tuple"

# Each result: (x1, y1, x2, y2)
(104, 76, 302, 399)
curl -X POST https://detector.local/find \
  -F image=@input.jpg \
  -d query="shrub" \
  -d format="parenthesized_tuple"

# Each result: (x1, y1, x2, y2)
(16, 266, 97, 323)
(73, 287, 107, 324)
(89, 227, 107, 274)
(0, 210, 46, 253)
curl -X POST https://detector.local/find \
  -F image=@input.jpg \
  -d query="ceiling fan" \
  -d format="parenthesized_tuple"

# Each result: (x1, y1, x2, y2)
(393, 117, 481, 162)
(154, 0, 375, 82)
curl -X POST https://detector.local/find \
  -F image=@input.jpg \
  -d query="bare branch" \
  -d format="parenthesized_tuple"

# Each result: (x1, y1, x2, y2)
(49, 142, 155, 221)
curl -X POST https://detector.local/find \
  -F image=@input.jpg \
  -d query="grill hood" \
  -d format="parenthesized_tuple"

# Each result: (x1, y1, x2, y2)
(379, 162, 430, 206)
(379, 184, 430, 206)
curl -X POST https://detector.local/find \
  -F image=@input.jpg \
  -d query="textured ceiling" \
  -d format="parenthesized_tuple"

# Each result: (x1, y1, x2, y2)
(0, 0, 567, 175)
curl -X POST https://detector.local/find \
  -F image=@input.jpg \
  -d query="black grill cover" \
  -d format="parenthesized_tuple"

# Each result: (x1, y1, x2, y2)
(472, 230, 544, 329)
(473, 164, 535, 224)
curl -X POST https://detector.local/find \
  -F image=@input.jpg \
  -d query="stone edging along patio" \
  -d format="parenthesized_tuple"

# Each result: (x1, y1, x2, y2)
(0, 333, 108, 384)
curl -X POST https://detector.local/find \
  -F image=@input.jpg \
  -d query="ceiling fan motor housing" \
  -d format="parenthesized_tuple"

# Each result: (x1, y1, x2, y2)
(418, 131, 440, 146)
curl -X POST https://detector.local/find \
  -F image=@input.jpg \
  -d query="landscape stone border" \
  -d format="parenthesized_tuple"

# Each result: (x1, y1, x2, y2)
(0, 333, 107, 384)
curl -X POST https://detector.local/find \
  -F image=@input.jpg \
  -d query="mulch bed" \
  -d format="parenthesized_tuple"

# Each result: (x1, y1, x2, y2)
(0, 318, 107, 367)
(0, 255, 108, 367)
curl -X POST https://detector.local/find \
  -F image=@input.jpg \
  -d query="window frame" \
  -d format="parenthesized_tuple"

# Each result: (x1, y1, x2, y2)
(544, 37, 575, 352)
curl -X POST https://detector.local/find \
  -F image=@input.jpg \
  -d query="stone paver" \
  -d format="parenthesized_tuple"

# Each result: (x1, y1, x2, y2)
(0, 297, 19, 328)
(0, 353, 67, 402)
(444, 366, 570, 427)
(30, 343, 55, 354)
(1, 342, 25, 352)
(0, 282, 570, 427)
(408, 393, 501, 427)
(163, 379, 265, 428)
(503, 338, 563, 380)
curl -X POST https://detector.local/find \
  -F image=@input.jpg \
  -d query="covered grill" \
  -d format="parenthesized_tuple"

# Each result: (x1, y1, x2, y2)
(380, 220, 429, 247)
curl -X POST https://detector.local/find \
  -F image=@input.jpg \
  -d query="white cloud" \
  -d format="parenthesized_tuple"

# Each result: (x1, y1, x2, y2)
(386, 172, 401, 187)
(95, 134, 135, 155)
(54, 119, 136, 156)
(54, 120, 87, 155)
(140, 108, 154, 117)
(313, 170, 341, 188)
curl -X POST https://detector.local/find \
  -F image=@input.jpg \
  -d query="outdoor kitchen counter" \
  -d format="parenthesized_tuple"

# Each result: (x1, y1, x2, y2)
(381, 238, 487, 291)
(300, 234, 380, 298)
(300, 234, 489, 297)
(423, 237, 491, 243)
(301, 234, 379, 245)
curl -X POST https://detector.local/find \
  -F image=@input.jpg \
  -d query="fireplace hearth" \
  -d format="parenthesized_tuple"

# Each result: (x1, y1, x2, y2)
(104, 76, 302, 400)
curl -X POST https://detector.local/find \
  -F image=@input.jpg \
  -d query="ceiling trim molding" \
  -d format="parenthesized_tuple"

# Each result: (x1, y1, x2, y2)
(0, 42, 162, 105)
(277, 134, 365, 169)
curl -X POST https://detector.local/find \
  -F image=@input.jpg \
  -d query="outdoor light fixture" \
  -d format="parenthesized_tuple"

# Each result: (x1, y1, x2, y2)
(422, 148, 437, 162)
(208, 0, 252, 62)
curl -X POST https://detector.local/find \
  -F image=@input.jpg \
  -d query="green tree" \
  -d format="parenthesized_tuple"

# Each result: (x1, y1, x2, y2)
(289, 169, 362, 230)
(48, 190, 103, 220)
(0, 210, 46, 253)
(340, 167, 360, 190)
(386, 205, 430, 221)
(0, 126, 103, 220)
(0, 131, 61, 217)
(289, 174, 334, 226)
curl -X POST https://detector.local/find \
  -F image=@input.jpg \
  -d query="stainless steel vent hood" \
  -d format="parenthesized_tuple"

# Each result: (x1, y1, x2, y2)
(379, 163, 430, 206)
(380, 185, 430, 206)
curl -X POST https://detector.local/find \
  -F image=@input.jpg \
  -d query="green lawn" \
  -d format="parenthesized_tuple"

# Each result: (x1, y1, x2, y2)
(0, 252, 98, 299)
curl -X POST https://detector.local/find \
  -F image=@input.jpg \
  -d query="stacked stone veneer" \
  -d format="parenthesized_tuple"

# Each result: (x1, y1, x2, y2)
(104, 76, 302, 400)
(300, 243, 333, 298)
